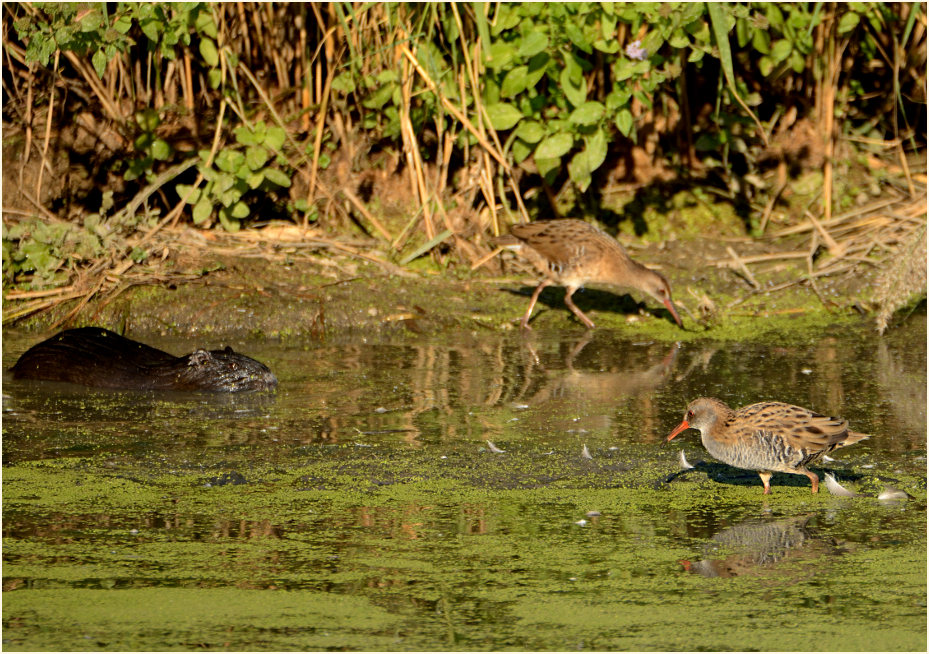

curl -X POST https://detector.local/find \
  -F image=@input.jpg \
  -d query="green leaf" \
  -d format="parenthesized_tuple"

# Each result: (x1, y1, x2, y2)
(535, 156, 560, 184)
(195, 10, 218, 39)
(770, 39, 792, 64)
(568, 130, 608, 192)
(199, 37, 219, 68)
(91, 49, 107, 78)
(837, 11, 860, 34)
(234, 126, 260, 146)
(331, 71, 355, 94)
(514, 120, 546, 144)
(525, 52, 550, 89)
(569, 101, 605, 127)
(592, 39, 620, 54)
(151, 139, 172, 160)
(615, 108, 634, 137)
(192, 197, 212, 224)
(229, 201, 250, 219)
(264, 127, 286, 151)
(512, 138, 533, 163)
(707, 3, 736, 89)
(215, 150, 245, 174)
(208, 69, 222, 89)
(246, 171, 265, 189)
(485, 41, 515, 71)
(752, 28, 771, 54)
(113, 13, 133, 34)
(500, 66, 528, 98)
(484, 103, 523, 130)
(264, 167, 291, 188)
(565, 23, 592, 54)
(758, 55, 774, 77)
(175, 184, 201, 205)
(560, 68, 587, 108)
(517, 31, 549, 58)
(245, 146, 269, 171)
(534, 132, 574, 160)
(218, 209, 241, 232)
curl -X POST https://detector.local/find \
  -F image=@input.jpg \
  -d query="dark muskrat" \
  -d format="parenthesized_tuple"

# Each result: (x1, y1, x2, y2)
(11, 327, 278, 392)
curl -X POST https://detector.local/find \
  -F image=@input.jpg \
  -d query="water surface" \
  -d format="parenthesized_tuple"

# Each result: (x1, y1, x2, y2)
(3, 319, 926, 650)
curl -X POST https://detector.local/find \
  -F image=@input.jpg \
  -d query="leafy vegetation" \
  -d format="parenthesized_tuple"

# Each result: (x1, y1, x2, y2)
(1, 2, 925, 324)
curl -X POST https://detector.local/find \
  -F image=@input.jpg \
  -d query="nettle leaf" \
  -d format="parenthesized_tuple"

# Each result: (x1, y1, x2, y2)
(534, 132, 574, 160)
(484, 103, 523, 131)
(569, 101, 605, 126)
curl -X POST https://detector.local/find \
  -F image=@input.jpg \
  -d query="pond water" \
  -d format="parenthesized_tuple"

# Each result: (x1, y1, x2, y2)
(2, 318, 926, 651)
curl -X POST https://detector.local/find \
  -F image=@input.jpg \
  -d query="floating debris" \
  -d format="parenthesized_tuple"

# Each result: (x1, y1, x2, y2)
(575, 519, 587, 527)
(586, 510, 601, 518)
(822, 454, 836, 462)
(878, 486, 913, 502)
(486, 440, 505, 453)
(801, 368, 813, 375)
(823, 472, 857, 497)
(678, 450, 695, 470)
(511, 403, 529, 410)
(374, 407, 387, 413)
(581, 444, 593, 459)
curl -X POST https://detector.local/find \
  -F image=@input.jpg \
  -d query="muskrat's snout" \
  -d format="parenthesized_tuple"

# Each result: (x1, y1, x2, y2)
(185, 348, 278, 392)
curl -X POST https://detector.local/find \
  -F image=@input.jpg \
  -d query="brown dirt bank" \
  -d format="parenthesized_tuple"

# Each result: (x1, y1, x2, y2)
(3, 222, 913, 343)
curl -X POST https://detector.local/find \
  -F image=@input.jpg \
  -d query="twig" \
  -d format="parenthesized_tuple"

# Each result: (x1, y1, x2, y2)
(725, 245, 760, 289)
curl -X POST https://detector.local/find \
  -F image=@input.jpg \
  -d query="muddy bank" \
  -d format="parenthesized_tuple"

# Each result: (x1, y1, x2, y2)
(4, 230, 896, 343)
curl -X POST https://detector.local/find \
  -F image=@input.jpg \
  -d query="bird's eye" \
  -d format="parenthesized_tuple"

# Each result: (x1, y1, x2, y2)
(687, 410, 694, 419)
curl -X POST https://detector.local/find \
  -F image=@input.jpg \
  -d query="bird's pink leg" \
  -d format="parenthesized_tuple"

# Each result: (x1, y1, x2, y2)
(563, 286, 596, 329)
(803, 470, 820, 494)
(521, 279, 552, 329)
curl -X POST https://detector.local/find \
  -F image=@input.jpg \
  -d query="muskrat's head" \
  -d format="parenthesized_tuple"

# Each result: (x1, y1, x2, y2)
(175, 347, 278, 392)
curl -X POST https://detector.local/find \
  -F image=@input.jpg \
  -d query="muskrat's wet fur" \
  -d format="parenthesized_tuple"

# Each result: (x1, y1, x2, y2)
(12, 328, 277, 392)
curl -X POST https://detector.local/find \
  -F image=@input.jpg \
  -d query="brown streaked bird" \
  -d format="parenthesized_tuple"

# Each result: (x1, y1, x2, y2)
(666, 397, 869, 494)
(497, 219, 683, 329)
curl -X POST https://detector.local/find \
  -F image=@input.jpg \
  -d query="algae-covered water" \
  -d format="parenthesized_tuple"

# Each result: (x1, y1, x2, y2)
(2, 318, 926, 651)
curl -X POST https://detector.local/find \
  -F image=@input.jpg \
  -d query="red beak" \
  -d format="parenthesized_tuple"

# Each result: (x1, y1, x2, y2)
(663, 299, 683, 328)
(666, 419, 690, 441)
